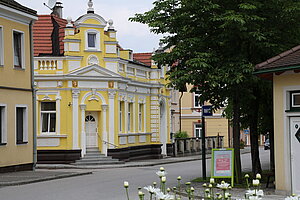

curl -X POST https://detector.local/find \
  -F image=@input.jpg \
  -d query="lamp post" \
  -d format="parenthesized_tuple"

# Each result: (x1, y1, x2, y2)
(201, 106, 206, 180)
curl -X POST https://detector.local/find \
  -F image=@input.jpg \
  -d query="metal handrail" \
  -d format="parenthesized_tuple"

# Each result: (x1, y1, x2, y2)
(97, 133, 119, 148)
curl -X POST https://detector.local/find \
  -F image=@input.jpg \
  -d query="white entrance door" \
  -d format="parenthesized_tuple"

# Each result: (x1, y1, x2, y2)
(85, 113, 98, 148)
(290, 117, 300, 194)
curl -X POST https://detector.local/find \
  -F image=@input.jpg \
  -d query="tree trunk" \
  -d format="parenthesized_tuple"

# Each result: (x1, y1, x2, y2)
(233, 92, 242, 184)
(249, 91, 262, 176)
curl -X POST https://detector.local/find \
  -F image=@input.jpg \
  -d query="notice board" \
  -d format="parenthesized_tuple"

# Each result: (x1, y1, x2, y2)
(211, 148, 234, 186)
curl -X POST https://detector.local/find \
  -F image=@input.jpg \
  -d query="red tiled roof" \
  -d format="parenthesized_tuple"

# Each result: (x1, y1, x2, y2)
(33, 15, 67, 56)
(133, 53, 152, 66)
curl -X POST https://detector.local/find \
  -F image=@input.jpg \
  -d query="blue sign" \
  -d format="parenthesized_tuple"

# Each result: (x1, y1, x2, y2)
(202, 105, 213, 116)
(244, 130, 249, 134)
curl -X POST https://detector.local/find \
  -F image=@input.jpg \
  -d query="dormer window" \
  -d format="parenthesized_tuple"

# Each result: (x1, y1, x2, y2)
(88, 33, 96, 48)
(85, 29, 100, 51)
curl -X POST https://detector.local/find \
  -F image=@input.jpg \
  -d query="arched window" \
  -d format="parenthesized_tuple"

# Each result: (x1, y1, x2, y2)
(85, 115, 95, 122)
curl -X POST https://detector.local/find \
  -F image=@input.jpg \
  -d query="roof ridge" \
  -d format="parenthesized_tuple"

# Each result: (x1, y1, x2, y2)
(256, 45, 300, 69)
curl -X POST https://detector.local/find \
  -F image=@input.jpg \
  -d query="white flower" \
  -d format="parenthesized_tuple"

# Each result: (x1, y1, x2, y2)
(257, 190, 264, 197)
(155, 191, 175, 200)
(217, 182, 230, 190)
(210, 178, 215, 184)
(177, 176, 181, 180)
(256, 173, 261, 179)
(144, 185, 160, 194)
(156, 170, 167, 177)
(160, 167, 165, 171)
(253, 179, 260, 186)
(246, 190, 256, 196)
(138, 191, 144, 196)
(249, 196, 261, 200)
(124, 181, 129, 188)
(225, 192, 230, 198)
(161, 176, 166, 183)
(245, 174, 250, 178)
(285, 195, 300, 200)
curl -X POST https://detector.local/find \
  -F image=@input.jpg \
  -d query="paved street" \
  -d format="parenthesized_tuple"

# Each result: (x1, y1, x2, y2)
(0, 149, 271, 200)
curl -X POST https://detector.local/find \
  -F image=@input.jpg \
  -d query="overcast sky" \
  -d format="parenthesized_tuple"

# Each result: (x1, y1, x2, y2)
(16, 0, 162, 53)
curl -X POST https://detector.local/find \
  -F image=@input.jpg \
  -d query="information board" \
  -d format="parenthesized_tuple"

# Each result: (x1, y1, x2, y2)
(211, 148, 234, 186)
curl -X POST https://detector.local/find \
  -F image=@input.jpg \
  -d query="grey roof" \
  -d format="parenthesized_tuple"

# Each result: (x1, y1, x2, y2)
(0, 0, 37, 16)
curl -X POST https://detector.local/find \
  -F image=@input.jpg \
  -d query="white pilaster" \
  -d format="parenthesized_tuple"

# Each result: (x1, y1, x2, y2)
(108, 91, 116, 148)
(72, 89, 80, 149)
(56, 95, 61, 135)
(102, 104, 108, 156)
(80, 104, 86, 156)
(124, 100, 128, 133)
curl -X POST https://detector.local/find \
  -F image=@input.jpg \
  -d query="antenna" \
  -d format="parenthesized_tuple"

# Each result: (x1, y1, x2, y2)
(48, 0, 57, 9)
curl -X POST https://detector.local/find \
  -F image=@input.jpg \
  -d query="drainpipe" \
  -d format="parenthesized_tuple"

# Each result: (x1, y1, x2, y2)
(29, 20, 37, 170)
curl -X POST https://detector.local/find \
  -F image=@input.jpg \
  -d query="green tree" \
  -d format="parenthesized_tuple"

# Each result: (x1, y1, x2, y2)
(131, 0, 300, 182)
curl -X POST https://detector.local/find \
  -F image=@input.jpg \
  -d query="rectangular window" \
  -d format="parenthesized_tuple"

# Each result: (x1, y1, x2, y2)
(128, 103, 132, 132)
(0, 27, 3, 66)
(194, 93, 201, 108)
(41, 102, 56, 133)
(194, 124, 202, 138)
(0, 105, 7, 144)
(88, 33, 96, 48)
(16, 106, 27, 144)
(119, 101, 123, 132)
(13, 31, 23, 68)
(138, 104, 143, 132)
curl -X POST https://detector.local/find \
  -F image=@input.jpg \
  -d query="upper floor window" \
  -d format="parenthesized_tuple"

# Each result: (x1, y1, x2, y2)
(0, 27, 3, 66)
(85, 29, 100, 51)
(138, 104, 144, 132)
(13, 31, 24, 69)
(194, 93, 201, 108)
(41, 102, 56, 134)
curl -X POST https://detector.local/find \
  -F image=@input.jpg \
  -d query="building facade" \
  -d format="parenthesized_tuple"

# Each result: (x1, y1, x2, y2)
(180, 85, 230, 147)
(256, 45, 300, 195)
(0, 0, 37, 171)
(33, 1, 171, 162)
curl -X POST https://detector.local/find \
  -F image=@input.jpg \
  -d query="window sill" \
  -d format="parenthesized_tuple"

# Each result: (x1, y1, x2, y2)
(14, 67, 25, 71)
(286, 109, 300, 113)
(38, 134, 67, 138)
(0, 143, 7, 146)
(84, 49, 101, 52)
(16, 141, 28, 145)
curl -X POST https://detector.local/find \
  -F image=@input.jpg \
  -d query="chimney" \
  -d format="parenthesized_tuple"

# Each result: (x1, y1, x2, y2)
(52, 2, 63, 18)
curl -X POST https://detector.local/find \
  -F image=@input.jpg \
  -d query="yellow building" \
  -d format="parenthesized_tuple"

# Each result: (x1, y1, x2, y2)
(33, 1, 171, 163)
(179, 85, 230, 147)
(0, 0, 37, 171)
(255, 45, 300, 195)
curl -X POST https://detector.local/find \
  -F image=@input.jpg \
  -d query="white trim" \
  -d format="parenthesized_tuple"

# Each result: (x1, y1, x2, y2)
(0, 104, 7, 144)
(12, 29, 25, 69)
(72, 89, 80, 149)
(0, 26, 3, 66)
(109, 93, 115, 148)
(0, 4, 37, 24)
(80, 104, 86, 156)
(15, 104, 28, 144)
(291, 92, 300, 108)
(81, 90, 106, 105)
(85, 29, 100, 51)
(102, 105, 108, 156)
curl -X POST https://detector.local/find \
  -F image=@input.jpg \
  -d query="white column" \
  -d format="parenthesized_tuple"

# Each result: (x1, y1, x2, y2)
(124, 100, 128, 133)
(108, 91, 116, 148)
(143, 102, 146, 133)
(55, 95, 61, 135)
(72, 89, 80, 149)
(133, 100, 136, 133)
(80, 104, 86, 157)
(102, 104, 108, 156)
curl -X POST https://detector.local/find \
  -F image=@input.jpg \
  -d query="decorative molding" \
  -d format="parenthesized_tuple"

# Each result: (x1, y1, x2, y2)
(72, 89, 80, 98)
(57, 81, 63, 87)
(81, 90, 106, 104)
(119, 93, 127, 101)
(128, 94, 134, 103)
(41, 95, 51, 101)
(80, 104, 86, 110)
(102, 104, 108, 111)
(87, 55, 99, 65)
(88, 89, 99, 102)
(138, 96, 146, 104)
(108, 91, 116, 99)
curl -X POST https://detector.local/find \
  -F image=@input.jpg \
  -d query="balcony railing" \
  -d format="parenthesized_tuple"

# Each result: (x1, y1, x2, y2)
(171, 136, 224, 157)
(34, 58, 63, 71)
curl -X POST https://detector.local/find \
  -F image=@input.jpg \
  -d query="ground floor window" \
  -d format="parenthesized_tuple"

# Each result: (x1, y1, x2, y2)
(0, 105, 6, 144)
(194, 123, 202, 138)
(16, 106, 27, 144)
(41, 102, 56, 134)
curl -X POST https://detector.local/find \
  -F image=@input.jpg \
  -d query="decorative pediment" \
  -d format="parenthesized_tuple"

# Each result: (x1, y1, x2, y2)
(75, 13, 107, 28)
(67, 64, 122, 78)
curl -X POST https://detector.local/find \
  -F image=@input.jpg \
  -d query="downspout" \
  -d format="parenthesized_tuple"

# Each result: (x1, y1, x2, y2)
(29, 20, 37, 170)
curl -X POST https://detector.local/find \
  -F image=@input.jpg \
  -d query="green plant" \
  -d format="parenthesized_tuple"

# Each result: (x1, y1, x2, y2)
(174, 131, 189, 139)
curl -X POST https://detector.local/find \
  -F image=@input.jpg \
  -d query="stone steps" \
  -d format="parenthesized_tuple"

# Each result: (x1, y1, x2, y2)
(72, 148, 124, 166)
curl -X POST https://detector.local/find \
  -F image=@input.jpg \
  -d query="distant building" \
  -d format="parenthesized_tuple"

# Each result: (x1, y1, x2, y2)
(0, 0, 37, 171)
(33, 0, 172, 163)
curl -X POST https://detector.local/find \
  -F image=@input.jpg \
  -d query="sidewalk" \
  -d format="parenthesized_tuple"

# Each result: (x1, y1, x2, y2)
(36, 148, 251, 170)
(0, 149, 250, 188)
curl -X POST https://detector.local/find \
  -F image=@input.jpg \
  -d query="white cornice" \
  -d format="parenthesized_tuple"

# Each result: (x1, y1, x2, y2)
(0, 5, 37, 24)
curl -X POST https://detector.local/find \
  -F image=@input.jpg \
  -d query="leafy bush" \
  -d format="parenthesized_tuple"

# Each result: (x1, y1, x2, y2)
(174, 131, 189, 138)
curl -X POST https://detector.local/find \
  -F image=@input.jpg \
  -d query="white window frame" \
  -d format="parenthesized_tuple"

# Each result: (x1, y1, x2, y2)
(85, 29, 100, 51)
(15, 104, 28, 144)
(128, 103, 132, 132)
(194, 123, 202, 138)
(40, 102, 56, 134)
(0, 104, 7, 144)
(194, 93, 201, 108)
(119, 101, 123, 132)
(291, 92, 300, 108)
(138, 104, 143, 132)
(0, 26, 3, 66)
(12, 30, 25, 69)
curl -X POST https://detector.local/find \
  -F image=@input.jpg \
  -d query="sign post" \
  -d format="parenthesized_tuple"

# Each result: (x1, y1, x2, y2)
(211, 148, 235, 187)
(201, 105, 212, 180)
